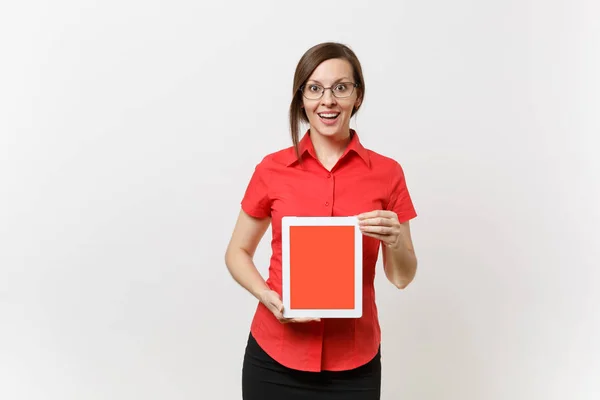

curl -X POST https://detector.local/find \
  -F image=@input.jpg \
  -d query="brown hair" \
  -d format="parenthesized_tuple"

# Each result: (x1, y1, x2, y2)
(289, 42, 365, 161)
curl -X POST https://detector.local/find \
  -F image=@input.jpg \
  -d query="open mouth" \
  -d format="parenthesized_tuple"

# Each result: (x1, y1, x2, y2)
(318, 113, 340, 124)
(318, 113, 340, 120)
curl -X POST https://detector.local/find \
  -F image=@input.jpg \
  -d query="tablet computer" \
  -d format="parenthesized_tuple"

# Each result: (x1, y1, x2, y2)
(281, 216, 362, 318)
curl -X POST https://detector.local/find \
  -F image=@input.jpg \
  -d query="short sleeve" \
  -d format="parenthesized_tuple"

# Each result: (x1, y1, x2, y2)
(386, 161, 417, 223)
(240, 159, 272, 218)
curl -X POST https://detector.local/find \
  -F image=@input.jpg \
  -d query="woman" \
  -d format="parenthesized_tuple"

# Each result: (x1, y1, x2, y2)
(224, 42, 418, 400)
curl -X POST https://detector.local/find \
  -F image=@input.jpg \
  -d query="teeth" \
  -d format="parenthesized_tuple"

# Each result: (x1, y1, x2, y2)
(319, 113, 339, 118)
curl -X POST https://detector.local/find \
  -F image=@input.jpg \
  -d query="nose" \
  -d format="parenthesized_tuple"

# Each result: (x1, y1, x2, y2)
(321, 88, 337, 106)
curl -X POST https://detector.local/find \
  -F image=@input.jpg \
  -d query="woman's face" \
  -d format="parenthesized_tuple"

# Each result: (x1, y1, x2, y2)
(302, 58, 361, 139)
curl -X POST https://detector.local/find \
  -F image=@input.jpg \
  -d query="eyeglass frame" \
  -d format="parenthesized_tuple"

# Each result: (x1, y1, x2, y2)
(299, 81, 360, 100)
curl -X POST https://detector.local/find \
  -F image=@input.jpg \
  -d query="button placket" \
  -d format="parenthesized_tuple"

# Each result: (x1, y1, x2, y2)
(326, 172, 334, 214)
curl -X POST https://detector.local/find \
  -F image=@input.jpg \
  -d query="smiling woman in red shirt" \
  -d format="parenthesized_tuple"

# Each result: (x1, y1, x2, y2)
(224, 42, 418, 400)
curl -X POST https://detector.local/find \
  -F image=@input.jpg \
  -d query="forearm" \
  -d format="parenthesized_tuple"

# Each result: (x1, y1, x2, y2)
(383, 240, 417, 289)
(225, 248, 270, 301)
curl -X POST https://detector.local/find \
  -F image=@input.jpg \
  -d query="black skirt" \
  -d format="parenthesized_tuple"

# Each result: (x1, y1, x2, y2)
(241, 332, 381, 400)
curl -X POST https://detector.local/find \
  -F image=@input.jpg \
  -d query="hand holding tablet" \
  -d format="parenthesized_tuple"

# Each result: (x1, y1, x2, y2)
(258, 288, 321, 324)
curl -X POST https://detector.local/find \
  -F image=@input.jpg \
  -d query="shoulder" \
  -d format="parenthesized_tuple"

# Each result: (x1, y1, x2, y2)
(253, 145, 296, 168)
(245, 146, 296, 187)
(364, 148, 406, 174)
(362, 147, 411, 199)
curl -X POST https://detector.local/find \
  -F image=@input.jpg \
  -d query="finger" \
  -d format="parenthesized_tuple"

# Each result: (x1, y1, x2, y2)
(279, 316, 295, 324)
(359, 217, 395, 227)
(290, 317, 321, 323)
(361, 231, 396, 245)
(356, 210, 383, 219)
(272, 303, 290, 323)
(357, 210, 395, 220)
(267, 295, 284, 314)
(266, 301, 284, 319)
(360, 225, 395, 234)
(271, 306, 284, 320)
(278, 316, 321, 323)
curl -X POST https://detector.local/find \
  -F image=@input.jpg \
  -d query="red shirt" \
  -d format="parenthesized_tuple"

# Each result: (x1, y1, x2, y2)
(240, 129, 417, 372)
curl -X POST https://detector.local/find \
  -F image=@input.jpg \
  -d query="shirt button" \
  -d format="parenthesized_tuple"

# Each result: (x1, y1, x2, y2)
(325, 202, 329, 206)
(327, 173, 332, 178)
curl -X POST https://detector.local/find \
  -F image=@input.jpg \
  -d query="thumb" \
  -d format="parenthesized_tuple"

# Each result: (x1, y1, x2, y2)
(265, 292, 284, 315)
(270, 291, 283, 308)
(273, 297, 284, 314)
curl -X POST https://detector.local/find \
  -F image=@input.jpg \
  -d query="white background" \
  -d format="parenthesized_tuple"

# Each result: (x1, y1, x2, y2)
(1, 1, 599, 399)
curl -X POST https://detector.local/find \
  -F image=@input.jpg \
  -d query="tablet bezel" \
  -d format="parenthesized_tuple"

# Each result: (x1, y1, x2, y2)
(281, 216, 363, 318)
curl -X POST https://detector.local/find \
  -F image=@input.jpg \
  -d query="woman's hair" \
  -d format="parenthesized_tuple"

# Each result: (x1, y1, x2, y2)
(289, 42, 365, 161)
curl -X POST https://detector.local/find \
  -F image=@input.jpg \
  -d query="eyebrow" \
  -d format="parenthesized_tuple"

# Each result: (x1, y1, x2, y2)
(306, 77, 352, 85)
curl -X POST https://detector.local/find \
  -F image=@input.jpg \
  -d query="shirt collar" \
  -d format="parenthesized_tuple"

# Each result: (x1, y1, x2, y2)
(285, 129, 371, 168)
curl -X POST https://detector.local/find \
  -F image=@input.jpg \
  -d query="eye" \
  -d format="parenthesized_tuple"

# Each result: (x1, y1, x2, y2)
(309, 85, 321, 92)
(334, 83, 347, 91)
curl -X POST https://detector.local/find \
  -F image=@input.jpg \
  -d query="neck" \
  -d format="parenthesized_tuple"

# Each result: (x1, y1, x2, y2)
(309, 128, 352, 166)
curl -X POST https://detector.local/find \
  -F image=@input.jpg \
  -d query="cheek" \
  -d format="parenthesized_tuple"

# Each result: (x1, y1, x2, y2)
(306, 103, 319, 114)
(342, 104, 355, 116)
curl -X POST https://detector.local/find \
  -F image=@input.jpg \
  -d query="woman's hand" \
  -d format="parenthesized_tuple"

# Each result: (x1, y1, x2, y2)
(357, 210, 404, 248)
(258, 289, 321, 324)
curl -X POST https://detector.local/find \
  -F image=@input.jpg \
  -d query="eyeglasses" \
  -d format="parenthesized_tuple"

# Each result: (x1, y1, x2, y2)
(300, 82, 359, 100)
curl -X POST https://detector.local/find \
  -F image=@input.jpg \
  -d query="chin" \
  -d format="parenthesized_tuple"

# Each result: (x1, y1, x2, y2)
(310, 120, 346, 136)
(320, 124, 348, 137)
(318, 126, 340, 135)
